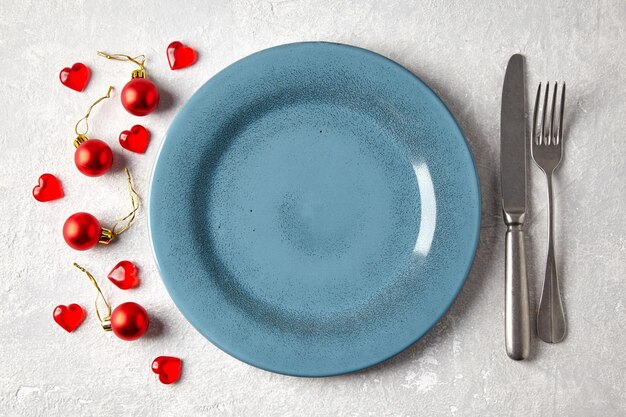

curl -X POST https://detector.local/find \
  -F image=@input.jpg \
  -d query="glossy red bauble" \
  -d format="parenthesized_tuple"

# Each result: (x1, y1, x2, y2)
(152, 356, 182, 384)
(167, 41, 197, 70)
(53, 303, 86, 333)
(121, 78, 159, 116)
(119, 125, 150, 153)
(110, 302, 149, 341)
(108, 260, 140, 290)
(63, 212, 102, 251)
(59, 63, 90, 92)
(74, 139, 113, 177)
(32, 173, 64, 202)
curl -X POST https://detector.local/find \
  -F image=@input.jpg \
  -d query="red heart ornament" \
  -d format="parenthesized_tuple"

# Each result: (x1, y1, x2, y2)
(119, 125, 150, 154)
(167, 41, 197, 70)
(53, 304, 86, 333)
(32, 173, 64, 202)
(59, 63, 90, 92)
(152, 356, 182, 384)
(108, 260, 140, 290)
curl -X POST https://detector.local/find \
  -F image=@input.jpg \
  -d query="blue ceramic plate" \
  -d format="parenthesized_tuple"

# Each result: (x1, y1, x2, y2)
(149, 42, 480, 377)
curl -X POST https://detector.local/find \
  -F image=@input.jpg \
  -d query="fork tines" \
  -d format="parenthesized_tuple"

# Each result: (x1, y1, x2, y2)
(532, 82, 566, 146)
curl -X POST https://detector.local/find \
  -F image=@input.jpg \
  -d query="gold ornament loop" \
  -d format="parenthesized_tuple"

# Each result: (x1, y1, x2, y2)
(97, 51, 147, 79)
(74, 86, 113, 137)
(73, 263, 112, 331)
(110, 168, 141, 237)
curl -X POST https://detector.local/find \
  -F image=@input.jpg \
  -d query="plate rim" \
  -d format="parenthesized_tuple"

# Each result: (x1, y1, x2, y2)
(148, 41, 481, 377)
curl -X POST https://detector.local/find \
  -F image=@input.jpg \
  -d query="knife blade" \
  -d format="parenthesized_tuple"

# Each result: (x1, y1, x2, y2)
(501, 54, 530, 360)
(501, 54, 526, 219)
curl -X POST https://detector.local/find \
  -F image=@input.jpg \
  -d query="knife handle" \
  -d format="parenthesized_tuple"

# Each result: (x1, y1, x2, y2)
(505, 224, 530, 360)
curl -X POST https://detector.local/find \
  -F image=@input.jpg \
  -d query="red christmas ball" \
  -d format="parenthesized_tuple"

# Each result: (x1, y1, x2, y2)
(121, 78, 159, 116)
(63, 212, 101, 251)
(74, 139, 113, 177)
(110, 302, 149, 341)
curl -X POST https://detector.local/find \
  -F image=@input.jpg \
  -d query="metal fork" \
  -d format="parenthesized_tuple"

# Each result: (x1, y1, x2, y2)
(531, 82, 566, 343)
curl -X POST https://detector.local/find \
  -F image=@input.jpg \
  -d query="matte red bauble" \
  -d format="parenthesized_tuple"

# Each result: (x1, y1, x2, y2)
(74, 137, 113, 177)
(110, 302, 149, 341)
(121, 78, 159, 116)
(97, 52, 159, 116)
(71, 86, 114, 177)
(62, 168, 139, 251)
(63, 212, 109, 251)
(74, 264, 149, 342)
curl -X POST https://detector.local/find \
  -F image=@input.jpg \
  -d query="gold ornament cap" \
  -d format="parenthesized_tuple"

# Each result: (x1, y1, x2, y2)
(98, 228, 113, 245)
(131, 68, 146, 79)
(73, 134, 88, 148)
(101, 319, 112, 332)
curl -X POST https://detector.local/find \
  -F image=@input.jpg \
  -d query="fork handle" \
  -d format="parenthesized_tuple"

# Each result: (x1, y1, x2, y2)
(536, 176, 566, 343)
(505, 225, 531, 360)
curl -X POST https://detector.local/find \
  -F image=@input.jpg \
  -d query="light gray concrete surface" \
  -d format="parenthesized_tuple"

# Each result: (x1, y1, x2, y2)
(0, 1, 624, 416)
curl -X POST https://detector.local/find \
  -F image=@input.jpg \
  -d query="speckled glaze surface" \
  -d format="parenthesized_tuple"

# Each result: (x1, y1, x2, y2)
(149, 42, 480, 376)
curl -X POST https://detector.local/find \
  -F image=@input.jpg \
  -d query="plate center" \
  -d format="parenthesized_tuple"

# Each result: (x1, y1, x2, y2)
(202, 101, 421, 317)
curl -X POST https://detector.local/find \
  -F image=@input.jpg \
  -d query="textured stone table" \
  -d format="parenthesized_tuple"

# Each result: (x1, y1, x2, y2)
(1, 1, 624, 416)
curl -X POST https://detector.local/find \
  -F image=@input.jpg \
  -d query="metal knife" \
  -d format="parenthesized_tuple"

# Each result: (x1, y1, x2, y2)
(501, 54, 531, 360)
